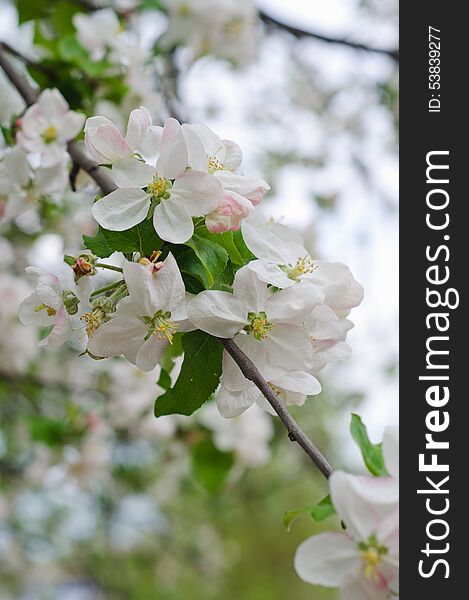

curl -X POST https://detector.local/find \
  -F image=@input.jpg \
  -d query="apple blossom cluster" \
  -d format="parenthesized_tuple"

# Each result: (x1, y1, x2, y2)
(160, 0, 259, 66)
(15, 101, 363, 424)
(0, 89, 81, 224)
(295, 427, 399, 600)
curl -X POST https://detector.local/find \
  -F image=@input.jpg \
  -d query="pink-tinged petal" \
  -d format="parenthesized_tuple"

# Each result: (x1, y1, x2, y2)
(87, 315, 146, 360)
(294, 533, 360, 587)
(187, 290, 248, 338)
(205, 191, 251, 233)
(264, 324, 313, 371)
(185, 123, 221, 156)
(18, 293, 55, 327)
(383, 427, 399, 480)
(125, 106, 152, 150)
(342, 575, 392, 600)
(215, 172, 269, 202)
(85, 120, 131, 163)
(152, 199, 193, 244)
(123, 253, 185, 317)
(112, 158, 155, 188)
(268, 282, 324, 325)
(156, 117, 187, 179)
(135, 335, 168, 372)
(57, 110, 85, 142)
(232, 266, 268, 314)
(92, 188, 151, 231)
(39, 306, 70, 349)
(171, 171, 222, 216)
(221, 139, 243, 170)
(216, 385, 258, 418)
(221, 333, 267, 392)
(38, 89, 69, 119)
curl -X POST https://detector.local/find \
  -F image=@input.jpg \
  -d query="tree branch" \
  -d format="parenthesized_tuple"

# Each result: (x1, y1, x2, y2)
(0, 44, 333, 480)
(259, 11, 399, 62)
(0, 47, 117, 196)
(221, 338, 333, 479)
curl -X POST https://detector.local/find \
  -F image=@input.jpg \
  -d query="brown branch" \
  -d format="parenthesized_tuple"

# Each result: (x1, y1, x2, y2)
(0, 47, 117, 196)
(259, 11, 399, 62)
(0, 44, 333, 480)
(221, 338, 333, 479)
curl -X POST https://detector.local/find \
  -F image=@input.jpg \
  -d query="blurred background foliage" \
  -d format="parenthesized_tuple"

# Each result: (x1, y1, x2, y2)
(0, 0, 398, 597)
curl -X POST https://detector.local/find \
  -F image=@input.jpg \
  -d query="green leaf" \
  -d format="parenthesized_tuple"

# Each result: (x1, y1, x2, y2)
(310, 495, 336, 521)
(155, 331, 223, 417)
(157, 369, 172, 391)
(191, 438, 234, 494)
(283, 495, 336, 531)
(17, 0, 46, 23)
(185, 234, 228, 288)
(83, 222, 163, 258)
(350, 414, 388, 476)
(83, 229, 113, 258)
(58, 35, 111, 77)
(232, 229, 256, 263)
(196, 228, 244, 266)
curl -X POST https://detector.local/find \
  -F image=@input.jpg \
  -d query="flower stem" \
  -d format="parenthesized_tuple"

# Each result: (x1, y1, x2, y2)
(90, 280, 124, 298)
(95, 263, 123, 273)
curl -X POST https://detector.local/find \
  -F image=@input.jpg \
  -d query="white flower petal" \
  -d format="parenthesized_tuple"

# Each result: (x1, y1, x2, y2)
(18, 293, 54, 326)
(232, 266, 268, 314)
(87, 315, 146, 360)
(187, 290, 247, 338)
(268, 283, 324, 325)
(92, 188, 151, 231)
(271, 371, 321, 396)
(221, 333, 268, 392)
(221, 139, 243, 170)
(85, 118, 130, 163)
(152, 199, 193, 244)
(216, 385, 258, 418)
(57, 111, 85, 142)
(247, 260, 293, 288)
(39, 306, 70, 349)
(123, 253, 185, 316)
(125, 106, 152, 150)
(136, 335, 168, 371)
(112, 158, 155, 188)
(156, 117, 187, 179)
(265, 325, 313, 371)
(171, 171, 222, 216)
(294, 533, 360, 587)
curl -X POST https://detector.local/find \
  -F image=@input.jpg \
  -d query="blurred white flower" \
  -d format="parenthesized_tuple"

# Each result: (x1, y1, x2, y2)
(199, 402, 273, 467)
(17, 89, 85, 168)
(73, 9, 121, 59)
(0, 273, 38, 372)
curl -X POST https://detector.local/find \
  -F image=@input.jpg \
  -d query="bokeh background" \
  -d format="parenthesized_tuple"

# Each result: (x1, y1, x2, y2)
(0, 0, 398, 598)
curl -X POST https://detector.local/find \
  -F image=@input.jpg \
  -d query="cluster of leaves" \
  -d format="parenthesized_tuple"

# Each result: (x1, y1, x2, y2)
(17, 0, 128, 110)
(283, 414, 389, 530)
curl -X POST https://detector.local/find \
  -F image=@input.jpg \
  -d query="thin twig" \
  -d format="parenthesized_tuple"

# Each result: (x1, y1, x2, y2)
(259, 11, 399, 62)
(221, 338, 333, 479)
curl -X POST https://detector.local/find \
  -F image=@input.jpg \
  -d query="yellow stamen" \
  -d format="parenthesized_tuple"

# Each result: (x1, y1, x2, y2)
(362, 548, 382, 579)
(81, 308, 105, 337)
(288, 256, 316, 280)
(208, 156, 225, 174)
(246, 311, 275, 341)
(148, 176, 169, 198)
(154, 315, 178, 343)
(42, 125, 58, 144)
(35, 303, 56, 317)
